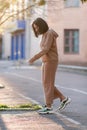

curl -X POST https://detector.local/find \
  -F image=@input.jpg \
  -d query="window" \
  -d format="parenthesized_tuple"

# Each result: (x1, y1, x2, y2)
(64, 0, 80, 7)
(64, 29, 79, 54)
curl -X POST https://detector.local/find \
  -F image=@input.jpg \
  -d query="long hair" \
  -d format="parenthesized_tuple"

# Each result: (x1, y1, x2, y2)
(32, 17, 49, 37)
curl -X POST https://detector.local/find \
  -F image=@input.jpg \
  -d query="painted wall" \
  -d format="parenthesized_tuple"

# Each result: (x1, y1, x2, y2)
(25, 19, 42, 64)
(3, 20, 26, 61)
(47, 1, 87, 66)
(2, 32, 11, 59)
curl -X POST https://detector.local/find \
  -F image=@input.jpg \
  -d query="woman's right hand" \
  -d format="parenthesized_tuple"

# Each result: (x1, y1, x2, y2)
(28, 58, 35, 65)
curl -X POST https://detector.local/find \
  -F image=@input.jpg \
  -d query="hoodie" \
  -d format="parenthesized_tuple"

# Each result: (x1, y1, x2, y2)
(31, 29, 59, 63)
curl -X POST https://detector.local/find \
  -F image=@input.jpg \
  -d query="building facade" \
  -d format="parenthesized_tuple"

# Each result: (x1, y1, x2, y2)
(2, 0, 46, 62)
(47, 0, 87, 66)
(2, 0, 87, 66)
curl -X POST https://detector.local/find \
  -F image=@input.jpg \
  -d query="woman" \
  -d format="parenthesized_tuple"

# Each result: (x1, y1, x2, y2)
(29, 17, 71, 114)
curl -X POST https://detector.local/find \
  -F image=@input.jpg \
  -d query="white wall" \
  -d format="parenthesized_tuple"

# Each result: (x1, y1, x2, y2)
(25, 19, 42, 64)
(2, 32, 11, 59)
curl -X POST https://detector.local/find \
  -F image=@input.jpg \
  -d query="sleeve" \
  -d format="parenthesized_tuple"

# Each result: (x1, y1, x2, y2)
(30, 31, 54, 62)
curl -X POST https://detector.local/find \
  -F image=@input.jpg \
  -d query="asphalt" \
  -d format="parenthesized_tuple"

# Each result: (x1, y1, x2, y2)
(0, 60, 87, 130)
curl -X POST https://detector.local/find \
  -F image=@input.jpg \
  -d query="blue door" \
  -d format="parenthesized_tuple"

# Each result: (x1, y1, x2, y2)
(11, 36, 14, 60)
(21, 33, 25, 59)
(11, 32, 25, 60)
(15, 35, 18, 60)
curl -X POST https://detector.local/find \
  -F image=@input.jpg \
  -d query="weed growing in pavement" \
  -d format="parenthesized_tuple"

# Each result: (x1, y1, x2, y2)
(0, 103, 42, 111)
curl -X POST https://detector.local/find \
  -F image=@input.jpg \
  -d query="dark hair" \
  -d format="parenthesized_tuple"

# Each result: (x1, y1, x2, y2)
(32, 17, 49, 37)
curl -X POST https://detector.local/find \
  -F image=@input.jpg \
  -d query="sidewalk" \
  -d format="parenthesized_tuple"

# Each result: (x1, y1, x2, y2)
(0, 84, 66, 130)
(0, 83, 87, 130)
(58, 64, 87, 75)
(0, 60, 87, 73)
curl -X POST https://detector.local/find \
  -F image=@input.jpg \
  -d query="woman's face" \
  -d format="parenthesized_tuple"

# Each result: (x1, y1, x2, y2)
(33, 24, 39, 35)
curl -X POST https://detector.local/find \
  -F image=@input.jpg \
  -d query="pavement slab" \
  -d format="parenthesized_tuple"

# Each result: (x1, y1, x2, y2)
(0, 85, 32, 106)
(0, 112, 64, 130)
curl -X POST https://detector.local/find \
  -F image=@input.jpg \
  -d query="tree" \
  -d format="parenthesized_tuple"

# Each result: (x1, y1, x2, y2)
(64, 0, 87, 2)
(0, 0, 45, 26)
(0, 0, 87, 28)
(81, 0, 87, 3)
(0, 0, 17, 21)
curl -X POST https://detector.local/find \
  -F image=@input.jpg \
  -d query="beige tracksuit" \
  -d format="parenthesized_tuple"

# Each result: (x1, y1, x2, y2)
(30, 29, 63, 106)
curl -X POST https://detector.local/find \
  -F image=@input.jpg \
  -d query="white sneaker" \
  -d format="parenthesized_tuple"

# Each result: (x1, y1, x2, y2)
(58, 97, 71, 110)
(38, 107, 53, 114)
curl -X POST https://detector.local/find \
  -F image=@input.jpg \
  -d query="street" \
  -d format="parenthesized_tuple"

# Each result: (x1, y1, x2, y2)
(0, 64, 87, 130)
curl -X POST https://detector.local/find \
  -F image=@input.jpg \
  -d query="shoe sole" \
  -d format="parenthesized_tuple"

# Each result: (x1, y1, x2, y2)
(38, 111, 54, 114)
(58, 98, 71, 111)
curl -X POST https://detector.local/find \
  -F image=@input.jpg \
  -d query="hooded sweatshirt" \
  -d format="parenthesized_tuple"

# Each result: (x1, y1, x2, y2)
(32, 29, 59, 63)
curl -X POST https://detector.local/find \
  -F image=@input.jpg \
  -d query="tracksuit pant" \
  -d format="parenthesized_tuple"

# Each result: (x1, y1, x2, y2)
(42, 61, 63, 107)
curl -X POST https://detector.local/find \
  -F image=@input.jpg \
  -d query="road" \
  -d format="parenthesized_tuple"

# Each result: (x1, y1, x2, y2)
(0, 65, 87, 129)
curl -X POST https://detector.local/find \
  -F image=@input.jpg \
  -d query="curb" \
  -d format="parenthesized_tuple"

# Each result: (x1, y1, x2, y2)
(58, 65, 87, 74)
(0, 108, 39, 111)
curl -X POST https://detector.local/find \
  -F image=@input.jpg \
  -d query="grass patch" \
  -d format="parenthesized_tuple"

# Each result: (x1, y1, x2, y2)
(0, 104, 9, 108)
(0, 103, 42, 111)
